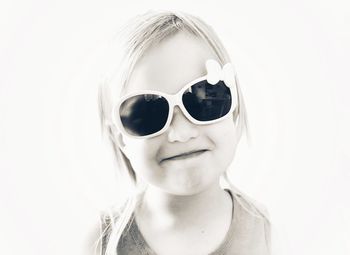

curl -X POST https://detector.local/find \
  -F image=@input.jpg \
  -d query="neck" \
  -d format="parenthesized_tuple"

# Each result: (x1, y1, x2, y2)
(136, 180, 231, 230)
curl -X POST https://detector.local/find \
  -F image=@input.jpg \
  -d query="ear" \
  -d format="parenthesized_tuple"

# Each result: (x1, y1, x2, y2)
(232, 107, 239, 127)
(108, 122, 127, 152)
(115, 132, 127, 152)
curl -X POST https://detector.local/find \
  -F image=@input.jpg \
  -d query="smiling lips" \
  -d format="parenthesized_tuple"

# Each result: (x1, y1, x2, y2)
(160, 149, 209, 163)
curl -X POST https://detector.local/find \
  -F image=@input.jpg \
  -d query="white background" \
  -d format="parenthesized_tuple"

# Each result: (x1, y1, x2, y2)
(0, 0, 349, 254)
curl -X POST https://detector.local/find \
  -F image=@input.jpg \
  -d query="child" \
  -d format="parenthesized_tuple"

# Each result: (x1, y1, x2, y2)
(97, 10, 270, 255)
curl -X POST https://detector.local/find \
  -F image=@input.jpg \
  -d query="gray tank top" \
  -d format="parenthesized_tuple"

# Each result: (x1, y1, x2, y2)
(101, 189, 270, 255)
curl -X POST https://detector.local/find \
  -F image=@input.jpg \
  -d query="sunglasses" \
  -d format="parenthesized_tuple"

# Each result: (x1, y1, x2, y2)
(112, 60, 238, 139)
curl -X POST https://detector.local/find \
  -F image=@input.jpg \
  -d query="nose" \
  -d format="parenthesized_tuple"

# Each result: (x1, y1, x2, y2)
(167, 106, 199, 143)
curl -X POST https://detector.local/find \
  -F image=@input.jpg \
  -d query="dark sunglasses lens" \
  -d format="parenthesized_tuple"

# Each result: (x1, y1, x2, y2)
(119, 94, 169, 136)
(182, 80, 232, 121)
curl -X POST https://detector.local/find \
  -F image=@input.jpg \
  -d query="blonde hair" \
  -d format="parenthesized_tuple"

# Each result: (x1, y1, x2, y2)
(97, 10, 265, 255)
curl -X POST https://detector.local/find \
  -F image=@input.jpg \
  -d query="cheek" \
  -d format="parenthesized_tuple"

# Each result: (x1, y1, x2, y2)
(123, 138, 148, 163)
(207, 118, 238, 168)
(122, 137, 160, 176)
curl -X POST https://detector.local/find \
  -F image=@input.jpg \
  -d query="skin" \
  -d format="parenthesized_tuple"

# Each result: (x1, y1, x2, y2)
(116, 32, 240, 254)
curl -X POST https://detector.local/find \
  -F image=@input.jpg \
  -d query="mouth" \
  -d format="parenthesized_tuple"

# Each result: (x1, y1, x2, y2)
(160, 149, 209, 163)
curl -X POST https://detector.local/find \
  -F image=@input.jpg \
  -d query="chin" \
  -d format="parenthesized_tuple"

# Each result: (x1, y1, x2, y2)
(164, 178, 217, 196)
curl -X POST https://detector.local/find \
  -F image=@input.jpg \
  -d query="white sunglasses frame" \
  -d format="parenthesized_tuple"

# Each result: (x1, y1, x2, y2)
(112, 70, 238, 139)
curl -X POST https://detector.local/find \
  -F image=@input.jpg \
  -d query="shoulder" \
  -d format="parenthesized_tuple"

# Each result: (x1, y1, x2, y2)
(100, 199, 131, 229)
(232, 192, 271, 253)
(83, 207, 124, 255)
(234, 192, 270, 221)
(99, 201, 129, 255)
(100, 209, 122, 232)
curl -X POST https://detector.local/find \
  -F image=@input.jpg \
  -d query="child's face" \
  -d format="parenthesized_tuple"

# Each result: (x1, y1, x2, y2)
(118, 32, 239, 195)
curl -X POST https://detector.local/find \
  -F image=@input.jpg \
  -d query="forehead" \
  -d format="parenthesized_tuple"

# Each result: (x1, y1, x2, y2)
(125, 32, 219, 95)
